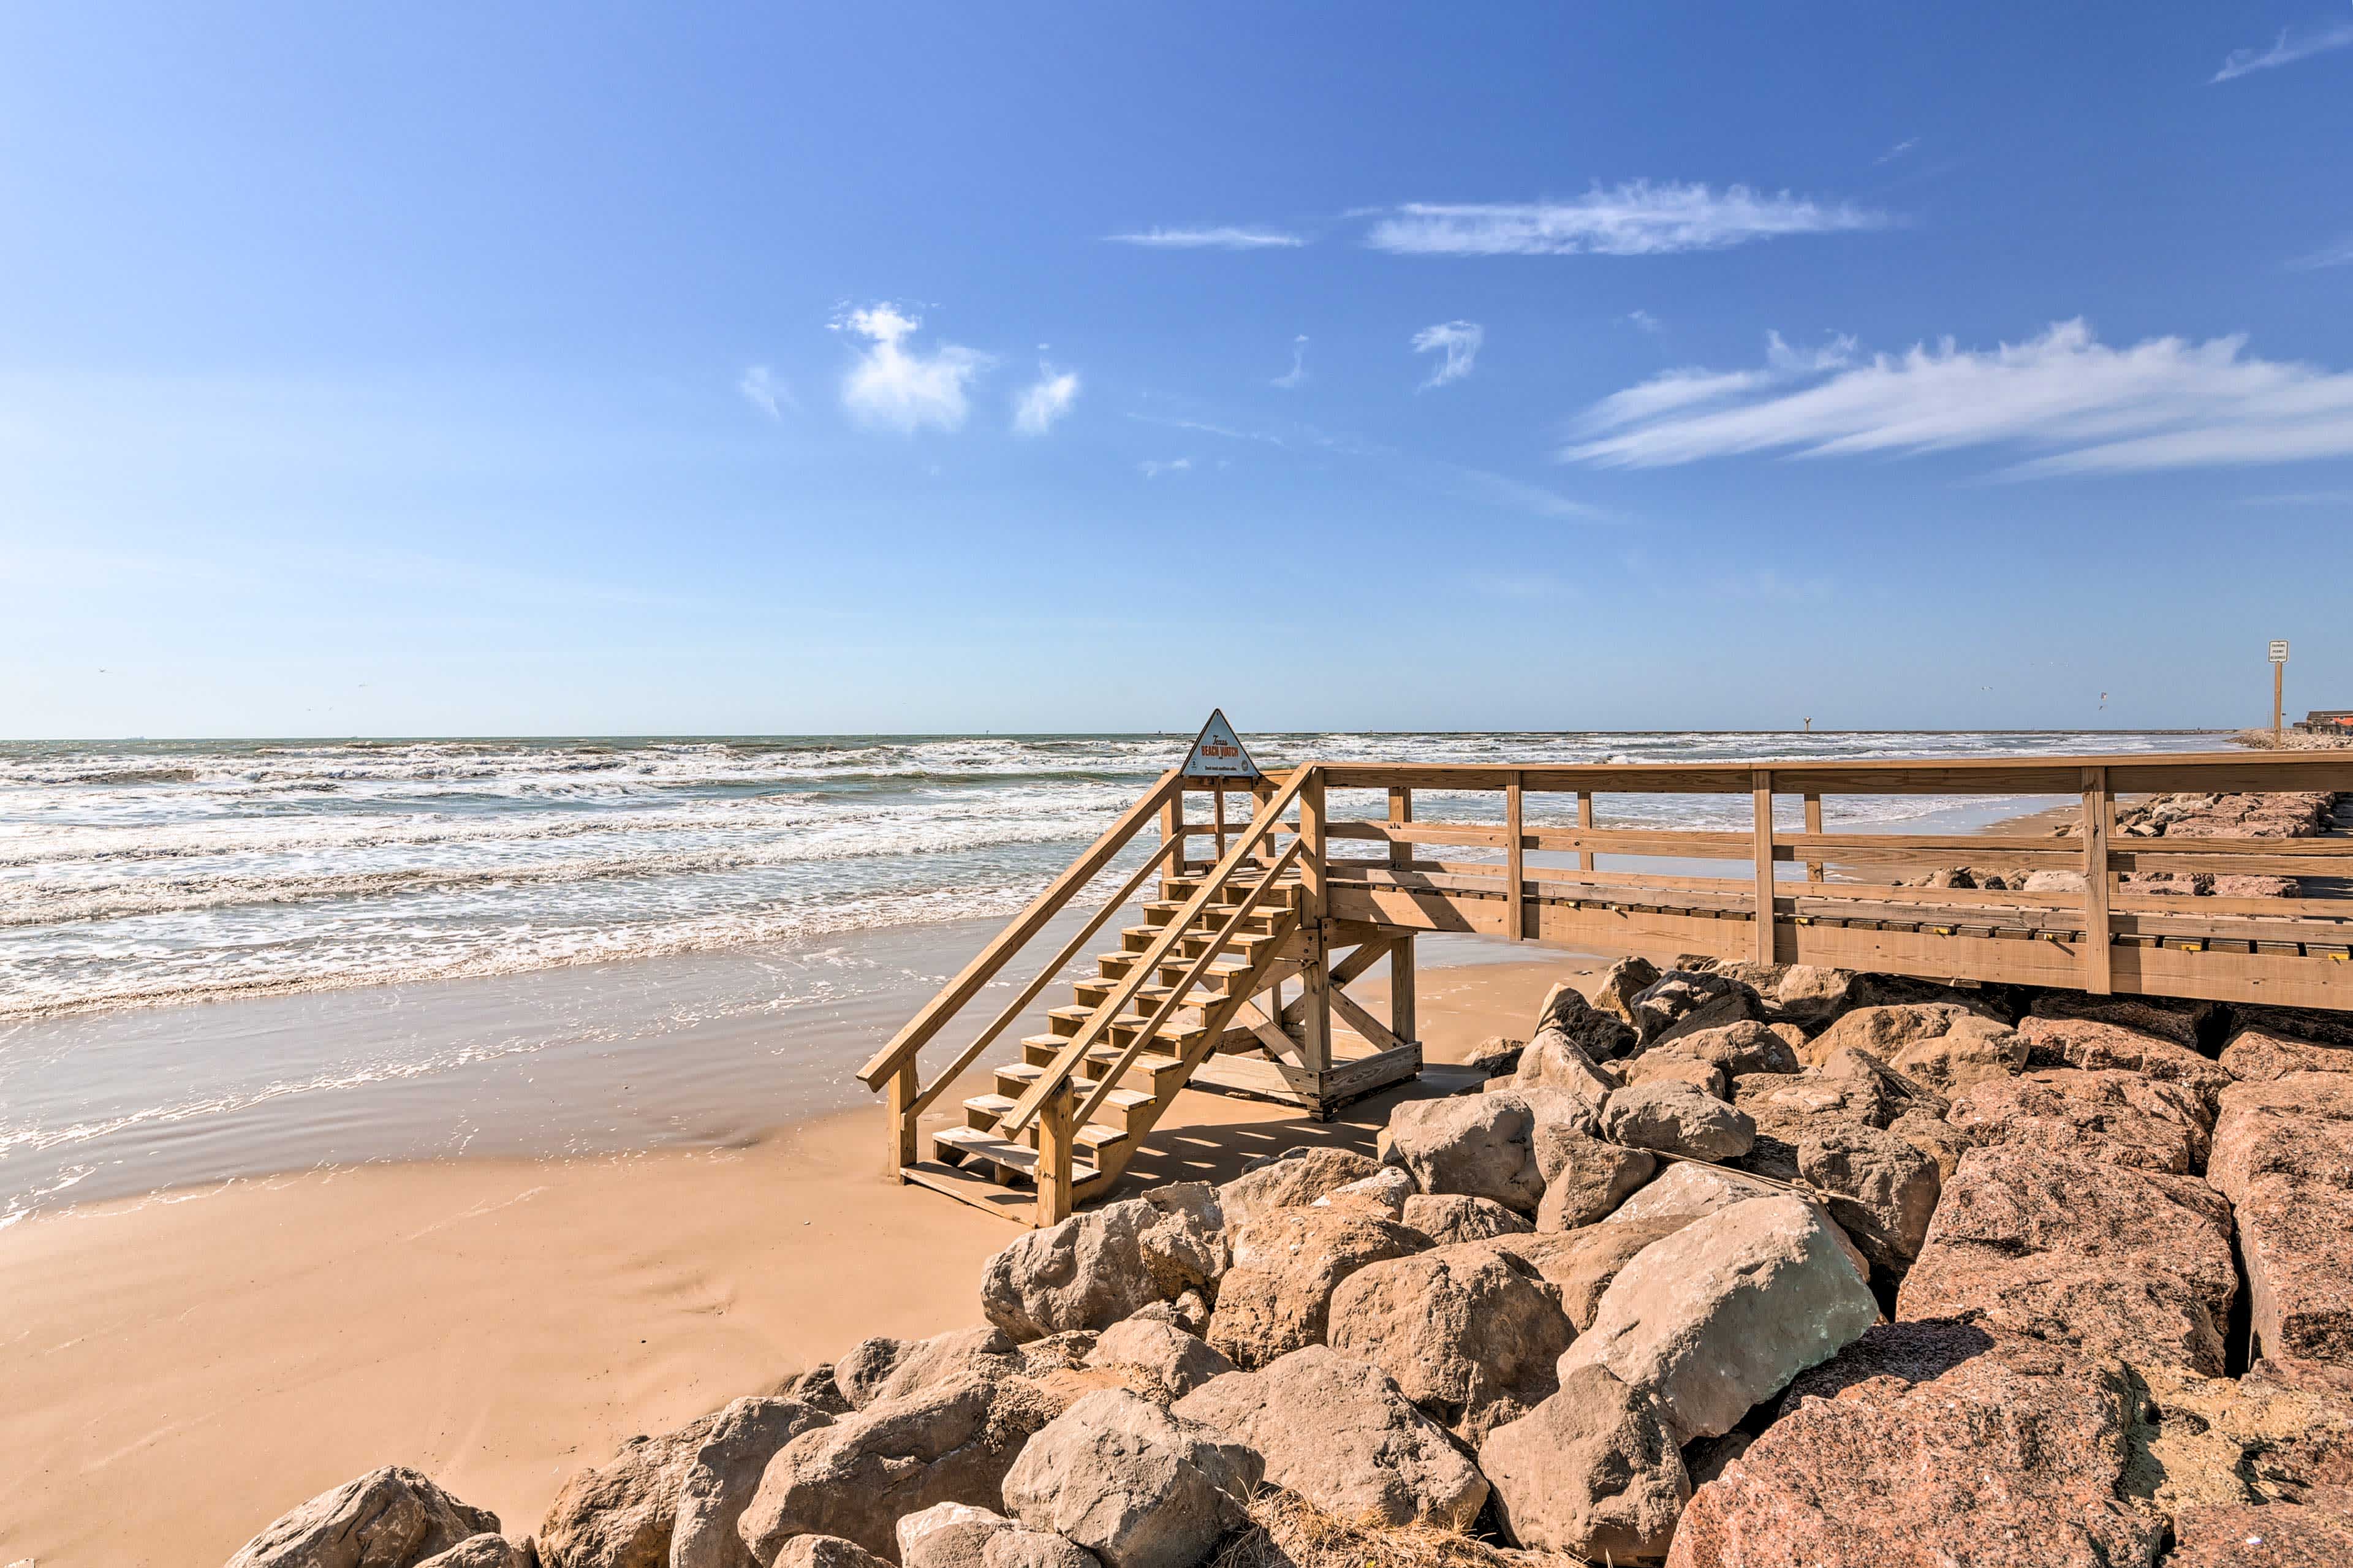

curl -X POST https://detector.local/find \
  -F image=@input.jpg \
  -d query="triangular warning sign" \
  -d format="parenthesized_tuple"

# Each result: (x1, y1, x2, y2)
(1180, 708, 1262, 782)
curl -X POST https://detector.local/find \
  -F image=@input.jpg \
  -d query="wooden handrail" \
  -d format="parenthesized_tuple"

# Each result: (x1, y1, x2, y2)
(858, 767, 1184, 1090)
(999, 764, 1317, 1136)
(1070, 836, 1308, 1132)
(905, 834, 1184, 1118)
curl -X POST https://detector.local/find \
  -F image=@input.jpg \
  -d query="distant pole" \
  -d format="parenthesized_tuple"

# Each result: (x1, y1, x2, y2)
(2270, 640, 2290, 741)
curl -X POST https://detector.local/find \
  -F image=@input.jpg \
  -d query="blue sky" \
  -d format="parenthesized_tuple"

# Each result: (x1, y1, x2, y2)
(3, 3, 2351, 738)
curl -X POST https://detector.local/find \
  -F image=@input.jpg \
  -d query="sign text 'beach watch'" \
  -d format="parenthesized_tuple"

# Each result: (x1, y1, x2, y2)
(1180, 708, 1264, 782)
(2271, 639, 2290, 662)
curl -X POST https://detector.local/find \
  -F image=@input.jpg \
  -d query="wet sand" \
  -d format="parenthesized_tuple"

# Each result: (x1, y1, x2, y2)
(0, 956, 1576, 1566)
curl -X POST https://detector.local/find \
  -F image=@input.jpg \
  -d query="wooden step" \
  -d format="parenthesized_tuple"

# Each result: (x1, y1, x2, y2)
(1074, 968, 1251, 1007)
(1141, 901, 1289, 934)
(1099, 937, 1275, 979)
(1045, 1006, 1211, 1052)
(983, 1068, 1153, 1128)
(1162, 876, 1302, 907)
(931, 1125, 1104, 1183)
(1021, 1034, 1194, 1094)
(962, 1092, 1131, 1154)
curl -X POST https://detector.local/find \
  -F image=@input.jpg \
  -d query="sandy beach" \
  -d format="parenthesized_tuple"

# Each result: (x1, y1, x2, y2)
(0, 953, 1572, 1565)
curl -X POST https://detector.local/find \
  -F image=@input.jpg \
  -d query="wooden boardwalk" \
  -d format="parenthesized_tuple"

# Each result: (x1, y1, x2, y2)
(860, 750, 2353, 1225)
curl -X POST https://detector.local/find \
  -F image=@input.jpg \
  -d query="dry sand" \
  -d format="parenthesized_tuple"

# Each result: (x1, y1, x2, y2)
(0, 957, 1575, 1566)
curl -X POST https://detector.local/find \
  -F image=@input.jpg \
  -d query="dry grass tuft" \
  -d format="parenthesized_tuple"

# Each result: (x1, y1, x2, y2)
(1213, 1490, 1590, 1568)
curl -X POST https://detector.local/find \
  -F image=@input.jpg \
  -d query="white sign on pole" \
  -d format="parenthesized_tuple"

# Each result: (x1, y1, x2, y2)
(1180, 709, 1262, 782)
(2270, 640, 2290, 663)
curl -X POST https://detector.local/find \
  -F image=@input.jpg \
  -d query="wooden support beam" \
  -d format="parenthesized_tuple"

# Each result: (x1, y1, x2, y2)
(1035, 1081, 1074, 1226)
(1159, 787, 1183, 900)
(2082, 766, 2113, 996)
(1298, 768, 1332, 1074)
(1753, 770, 1776, 966)
(1506, 771, 1526, 941)
(1328, 983, 1403, 1053)
(885, 1062, 918, 1181)
(1803, 793, 1824, 883)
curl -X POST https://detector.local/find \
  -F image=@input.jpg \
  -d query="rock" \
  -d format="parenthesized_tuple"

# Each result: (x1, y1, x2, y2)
(1463, 1036, 1524, 1077)
(1172, 1346, 1487, 1528)
(1947, 1069, 2211, 1174)
(980, 1184, 1225, 1343)
(2235, 1004, 2353, 1053)
(1681, 1431, 1752, 1490)
(779, 1367, 855, 1417)
(1533, 1125, 1655, 1230)
(1600, 1081, 1756, 1160)
(1510, 1030, 1618, 1114)
(1792, 1121, 1941, 1270)
(2223, 1026, 2353, 1083)
(1121, 1293, 1210, 1338)
(980, 1531, 1098, 1568)
(228, 1468, 504, 1568)
(738, 1372, 1060, 1564)
(1400, 1192, 1533, 1246)
(1655, 1019, 1801, 1078)
(412, 1539, 528, 1568)
(1620, 1052, 1727, 1098)
(2017, 1014, 2235, 1112)
(2128, 1357, 2353, 1520)
(999, 1389, 1261, 1568)
(2166, 1504, 2353, 1567)
(1806, 1003, 2026, 1093)
(1735, 1046, 1971, 1184)
(542, 1412, 726, 1568)
(1308, 1164, 1414, 1220)
(1605, 1160, 1779, 1230)
(1205, 1208, 1428, 1369)
(2027, 991, 2217, 1051)
(1771, 965, 1857, 1029)
(1083, 1319, 1234, 1401)
(2022, 868, 2087, 893)
(838, 1328, 1027, 1410)
(1478, 1363, 1689, 1561)
(2209, 1075, 2353, 1366)
(1493, 1218, 1693, 1331)
(1379, 1093, 1542, 1212)
(1895, 1145, 2238, 1375)
(1844, 973, 2017, 1021)
(1563, 1195, 1879, 1441)
(1214, 1149, 1380, 1224)
(1531, 983, 1641, 1061)
(1667, 1329, 2164, 1568)
(1591, 956, 1662, 1029)
(1327, 1240, 1577, 1444)
(775, 1539, 890, 1568)
(1630, 970, 1765, 1049)
(673, 1398, 837, 1568)
(895, 1504, 1015, 1568)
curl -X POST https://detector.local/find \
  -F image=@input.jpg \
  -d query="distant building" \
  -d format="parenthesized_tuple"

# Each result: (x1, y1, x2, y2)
(2298, 710, 2353, 732)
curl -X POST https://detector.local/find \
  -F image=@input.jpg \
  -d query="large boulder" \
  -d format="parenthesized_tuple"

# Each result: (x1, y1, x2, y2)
(776, 1540, 890, 1568)
(1562, 1195, 1878, 1441)
(1326, 1240, 1577, 1444)
(1947, 1069, 2211, 1174)
(1666, 1326, 2165, 1568)
(2026, 991, 2215, 1051)
(999, 1389, 1261, 1568)
(2166, 1503, 2353, 1567)
(779, 1367, 855, 1417)
(1604, 1161, 1781, 1230)
(1533, 1125, 1656, 1231)
(2222, 1025, 2353, 1084)
(1771, 965, 1858, 1029)
(1477, 1363, 1689, 1562)
(896, 1504, 1017, 1568)
(1736, 1047, 1972, 1216)
(673, 1398, 838, 1568)
(2129, 1357, 2353, 1521)
(981, 1532, 1099, 1568)
(1591, 956, 1662, 1030)
(1895, 1145, 2238, 1375)
(1786, 1120, 1941, 1270)
(2017, 1014, 2234, 1113)
(738, 1373, 1061, 1564)
(1400, 1192, 1532, 1246)
(1379, 1093, 1542, 1212)
(1806, 1003, 2026, 1093)
(1649, 1018, 1801, 1079)
(1082, 1319, 1234, 1401)
(543, 1411, 730, 1568)
(414, 1541, 528, 1568)
(227, 1468, 501, 1568)
(2209, 1074, 2353, 1366)
(1214, 1148, 1380, 1224)
(1510, 1029, 1617, 1115)
(1488, 1219, 1693, 1331)
(1630, 969, 1765, 1049)
(1532, 982, 1641, 1062)
(838, 1329, 1028, 1410)
(980, 1185, 1225, 1343)
(1205, 1208, 1427, 1369)
(1172, 1346, 1487, 1529)
(1600, 1081, 1756, 1160)
(1308, 1165, 1414, 1221)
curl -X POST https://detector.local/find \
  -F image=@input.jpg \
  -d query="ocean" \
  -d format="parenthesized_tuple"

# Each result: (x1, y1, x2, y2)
(0, 729, 2227, 1221)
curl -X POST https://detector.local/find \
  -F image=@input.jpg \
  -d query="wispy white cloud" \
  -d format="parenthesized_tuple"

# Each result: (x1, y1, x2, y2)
(1012, 365, 1081, 436)
(1575, 331, 1855, 433)
(1139, 457, 1193, 478)
(1561, 319, 2353, 476)
(2289, 234, 2353, 270)
(832, 304, 991, 434)
(1106, 226, 1306, 250)
(1446, 465, 1611, 522)
(1626, 309, 1663, 334)
(1411, 321, 1484, 389)
(1272, 335, 1309, 390)
(1362, 181, 1890, 257)
(738, 365, 793, 420)
(1873, 137, 1920, 166)
(2212, 17, 2353, 82)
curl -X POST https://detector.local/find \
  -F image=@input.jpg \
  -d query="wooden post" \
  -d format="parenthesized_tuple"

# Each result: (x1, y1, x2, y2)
(1505, 771, 1526, 941)
(1035, 1080, 1075, 1225)
(2275, 660, 2285, 742)
(1389, 785, 1416, 1044)
(1297, 768, 1331, 1075)
(1752, 771, 1776, 965)
(1576, 790, 1595, 873)
(1159, 787, 1184, 892)
(885, 1062, 919, 1180)
(1213, 782, 1228, 863)
(2082, 766, 2113, 995)
(1803, 792, 1824, 883)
